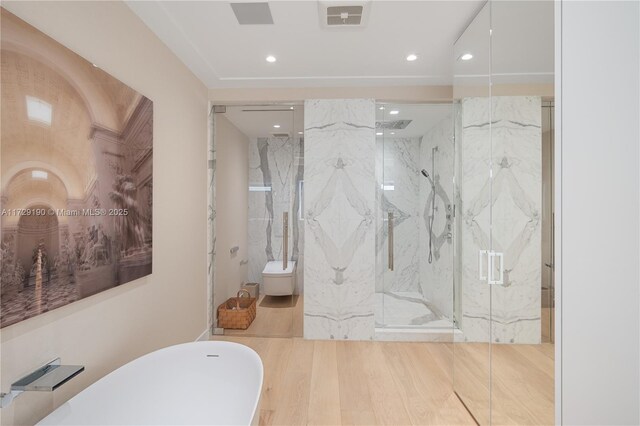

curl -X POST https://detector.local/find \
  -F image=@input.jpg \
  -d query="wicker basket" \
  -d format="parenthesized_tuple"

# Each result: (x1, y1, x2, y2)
(217, 292, 256, 330)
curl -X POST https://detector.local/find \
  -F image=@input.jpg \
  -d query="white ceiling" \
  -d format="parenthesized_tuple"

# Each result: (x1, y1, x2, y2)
(126, 0, 486, 89)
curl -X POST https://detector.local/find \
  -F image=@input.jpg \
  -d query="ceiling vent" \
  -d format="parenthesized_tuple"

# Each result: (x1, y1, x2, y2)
(318, 1, 371, 28)
(376, 120, 413, 130)
(230, 2, 274, 25)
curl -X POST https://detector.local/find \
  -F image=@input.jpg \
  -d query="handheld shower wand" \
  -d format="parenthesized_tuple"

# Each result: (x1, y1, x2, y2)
(421, 169, 434, 186)
(420, 146, 439, 263)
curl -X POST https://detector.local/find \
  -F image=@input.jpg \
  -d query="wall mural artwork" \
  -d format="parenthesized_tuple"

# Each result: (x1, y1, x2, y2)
(0, 9, 153, 328)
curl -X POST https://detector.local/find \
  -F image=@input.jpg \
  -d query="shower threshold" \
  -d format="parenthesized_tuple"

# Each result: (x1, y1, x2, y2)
(375, 326, 461, 342)
(374, 291, 462, 342)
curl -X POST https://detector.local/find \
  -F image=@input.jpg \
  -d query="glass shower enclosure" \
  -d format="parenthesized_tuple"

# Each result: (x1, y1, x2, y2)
(375, 103, 457, 338)
(212, 104, 304, 338)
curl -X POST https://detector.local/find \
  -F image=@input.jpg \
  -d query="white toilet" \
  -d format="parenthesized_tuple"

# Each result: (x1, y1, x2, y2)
(262, 260, 296, 296)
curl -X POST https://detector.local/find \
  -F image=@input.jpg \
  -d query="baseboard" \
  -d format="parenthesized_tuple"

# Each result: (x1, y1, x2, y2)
(195, 329, 210, 342)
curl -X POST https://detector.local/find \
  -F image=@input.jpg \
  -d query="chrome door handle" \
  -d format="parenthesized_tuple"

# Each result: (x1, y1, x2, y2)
(488, 251, 504, 285)
(478, 250, 488, 280)
(388, 212, 394, 271)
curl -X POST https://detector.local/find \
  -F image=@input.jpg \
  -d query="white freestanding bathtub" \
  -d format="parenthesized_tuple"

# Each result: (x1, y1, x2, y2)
(37, 341, 263, 425)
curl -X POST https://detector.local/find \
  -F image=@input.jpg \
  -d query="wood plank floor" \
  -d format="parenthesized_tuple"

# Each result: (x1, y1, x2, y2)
(491, 343, 555, 425)
(216, 336, 476, 425)
(223, 294, 303, 338)
(214, 336, 554, 425)
(446, 342, 555, 426)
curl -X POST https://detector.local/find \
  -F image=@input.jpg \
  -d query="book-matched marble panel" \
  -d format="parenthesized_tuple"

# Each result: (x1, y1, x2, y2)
(460, 96, 542, 343)
(303, 99, 376, 340)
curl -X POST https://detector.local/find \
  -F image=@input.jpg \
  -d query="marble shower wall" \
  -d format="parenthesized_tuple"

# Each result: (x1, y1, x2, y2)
(304, 99, 376, 340)
(419, 115, 455, 320)
(248, 136, 304, 294)
(375, 137, 421, 295)
(459, 96, 542, 344)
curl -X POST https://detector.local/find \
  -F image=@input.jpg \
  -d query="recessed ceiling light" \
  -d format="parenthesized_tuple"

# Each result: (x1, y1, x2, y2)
(406, 54, 418, 62)
(459, 53, 473, 61)
(290, 106, 294, 110)
(379, 106, 385, 110)
(32, 170, 48, 180)
(273, 124, 281, 128)
(389, 110, 399, 115)
(26, 96, 52, 125)
(298, 131, 303, 135)
(266, 55, 276, 63)
(390, 132, 396, 135)
(376, 132, 383, 136)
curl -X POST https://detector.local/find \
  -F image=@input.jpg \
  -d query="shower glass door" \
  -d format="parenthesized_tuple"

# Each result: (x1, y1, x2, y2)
(453, 1, 555, 424)
(488, 1, 555, 423)
(452, 2, 493, 424)
(375, 103, 455, 332)
(376, 103, 406, 328)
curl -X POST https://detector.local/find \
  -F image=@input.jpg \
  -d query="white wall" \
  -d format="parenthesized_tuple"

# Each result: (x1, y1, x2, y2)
(0, 2, 208, 425)
(214, 115, 249, 302)
(559, 1, 640, 424)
